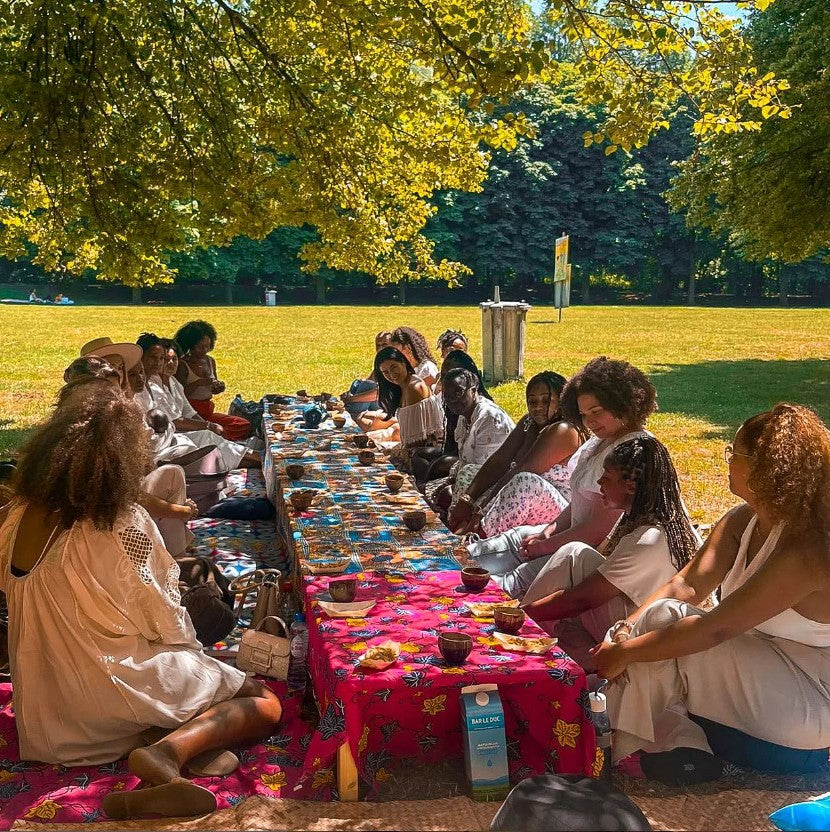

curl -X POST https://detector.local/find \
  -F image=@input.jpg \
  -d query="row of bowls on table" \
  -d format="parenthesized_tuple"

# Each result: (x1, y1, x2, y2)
(327, 571, 525, 665)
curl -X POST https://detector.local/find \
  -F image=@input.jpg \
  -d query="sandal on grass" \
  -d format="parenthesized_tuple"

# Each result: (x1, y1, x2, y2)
(640, 747, 723, 786)
(102, 778, 217, 820)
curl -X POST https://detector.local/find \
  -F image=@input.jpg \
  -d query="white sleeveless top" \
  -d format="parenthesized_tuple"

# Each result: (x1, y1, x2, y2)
(397, 395, 444, 446)
(721, 516, 830, 647)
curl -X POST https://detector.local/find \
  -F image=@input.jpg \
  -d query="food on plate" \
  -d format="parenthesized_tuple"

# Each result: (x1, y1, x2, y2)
(492, 632, 557, 654)
(465, 599, 520, 619)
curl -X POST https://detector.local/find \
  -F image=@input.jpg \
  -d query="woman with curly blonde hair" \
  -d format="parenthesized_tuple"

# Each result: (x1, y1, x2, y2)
(0, 385, 282, 819)
(593, 403, 830, 786)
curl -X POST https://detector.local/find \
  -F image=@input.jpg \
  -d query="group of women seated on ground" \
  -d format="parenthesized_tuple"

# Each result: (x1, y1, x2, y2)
(0, 319, 280, 819)
(350, 330, 830, 787)
(0, 322, 828, 817)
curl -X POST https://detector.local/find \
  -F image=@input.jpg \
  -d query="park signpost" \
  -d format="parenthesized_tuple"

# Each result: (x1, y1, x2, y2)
(554, 234, 571, 322)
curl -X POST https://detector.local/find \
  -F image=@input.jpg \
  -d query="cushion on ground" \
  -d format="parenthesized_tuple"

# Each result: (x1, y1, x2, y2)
(690, 715, 829, 775)
(223, 468, 268, 500)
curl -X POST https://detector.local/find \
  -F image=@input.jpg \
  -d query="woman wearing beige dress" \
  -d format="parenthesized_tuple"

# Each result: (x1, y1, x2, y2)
(0, 385, 282, 819)
(594, 404, 830, 785)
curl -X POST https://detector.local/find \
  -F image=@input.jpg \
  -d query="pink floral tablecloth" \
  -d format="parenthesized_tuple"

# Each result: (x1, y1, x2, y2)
(295, 570, 597, 798)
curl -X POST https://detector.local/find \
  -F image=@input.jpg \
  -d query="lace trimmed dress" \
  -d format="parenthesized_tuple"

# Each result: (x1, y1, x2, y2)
(0, 502, 246, 765)
(388, 395, 445, 472)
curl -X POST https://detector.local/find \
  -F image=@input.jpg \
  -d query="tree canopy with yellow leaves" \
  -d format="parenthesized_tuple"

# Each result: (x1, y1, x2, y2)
(0, 0, 790, 286)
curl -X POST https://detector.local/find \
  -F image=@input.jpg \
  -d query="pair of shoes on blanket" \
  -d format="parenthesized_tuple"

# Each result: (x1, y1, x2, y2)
(140, 727, 240, 776)
(102, 777, 217, 820)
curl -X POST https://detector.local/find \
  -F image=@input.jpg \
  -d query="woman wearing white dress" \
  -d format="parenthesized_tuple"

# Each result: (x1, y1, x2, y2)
(594, 404, 830, 785)
(136, 333, 260, 469)
(390, 326, 439, 388)
(0, 386, 282, 819)
(522, 436, 699, 670)
(468, 357, 656, 597)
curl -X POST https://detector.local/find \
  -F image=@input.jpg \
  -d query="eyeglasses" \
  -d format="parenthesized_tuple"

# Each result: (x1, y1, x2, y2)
(724, 444, 753, 464)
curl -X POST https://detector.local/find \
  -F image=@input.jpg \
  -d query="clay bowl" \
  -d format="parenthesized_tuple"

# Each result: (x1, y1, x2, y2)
(402, 510, 427, 531)
(385, 473, 405, 494)
(358, 449, 376, 466)
(352, 434, 370, 449)
(332, 414, 347, 428)
(315, 392, 333, 403)
(460, 566, 491, 593)
(494, 606, 526, 635)
(329, 577, 357, 603)
(296, 389, 308, 397)
(289, 489, 317, 512)
(285, 463, 305, 480)
(273, 420, 288, 432)
(439, 632, 473, 666)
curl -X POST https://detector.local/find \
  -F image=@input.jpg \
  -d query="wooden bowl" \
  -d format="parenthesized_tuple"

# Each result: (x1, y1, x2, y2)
(289, 489, 316, 511)
(358, 449, 376, 466)
(332, 414, 347, 428)
(494, 606, 526, 635)
(385, 473, 405, 493)
(461, 566, 490, 593)
(352, 434, 369, 448)
(402, 510, 426, 531)
(285, 463, 305, 480)
(296, 389, 308, 397)
(273, 420, 288, 432)
(329, 577, 357, 603)
(439, 632, 473, 665)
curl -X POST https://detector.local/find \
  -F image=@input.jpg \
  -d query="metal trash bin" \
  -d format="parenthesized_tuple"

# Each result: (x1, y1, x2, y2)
(264, 288, 277, 307)
(480, 295, 531, 384)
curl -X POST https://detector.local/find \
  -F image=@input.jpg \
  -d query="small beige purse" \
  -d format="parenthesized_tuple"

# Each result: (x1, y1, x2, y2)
(236, 615, 291, 679)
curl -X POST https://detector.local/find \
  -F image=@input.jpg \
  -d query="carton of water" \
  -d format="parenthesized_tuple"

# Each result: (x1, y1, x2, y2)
(460, 683, 510, 800)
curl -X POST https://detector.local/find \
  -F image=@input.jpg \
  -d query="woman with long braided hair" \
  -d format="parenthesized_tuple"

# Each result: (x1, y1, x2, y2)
(520, 435, 699, 671)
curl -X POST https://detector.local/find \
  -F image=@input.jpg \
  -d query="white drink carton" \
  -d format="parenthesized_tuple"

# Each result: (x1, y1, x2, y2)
(460, 683, 510, 800)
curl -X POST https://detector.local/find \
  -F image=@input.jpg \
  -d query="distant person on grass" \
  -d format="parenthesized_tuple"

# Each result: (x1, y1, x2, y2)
(594, 403, 830, 786)
(174, 320, 252, 441)
(0, 385, 282, 820)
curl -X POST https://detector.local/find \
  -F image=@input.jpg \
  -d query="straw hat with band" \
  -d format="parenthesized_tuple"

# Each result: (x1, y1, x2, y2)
(80, 337, 143, 371)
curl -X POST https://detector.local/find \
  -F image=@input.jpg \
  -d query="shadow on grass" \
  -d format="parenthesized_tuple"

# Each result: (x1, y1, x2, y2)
(0, 420, 32, 458)
(651, 359, 830, 440)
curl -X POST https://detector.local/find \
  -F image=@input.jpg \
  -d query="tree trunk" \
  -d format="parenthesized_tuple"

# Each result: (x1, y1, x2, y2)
(399, 277, 407, 306)
(131, 286, 142, 304)
(779, 266, 789, 307)
(687, 261, 696, 306)
(315, 273, 326, 304)
(225, 283, 234, 305)
(581, 269, 590, 304)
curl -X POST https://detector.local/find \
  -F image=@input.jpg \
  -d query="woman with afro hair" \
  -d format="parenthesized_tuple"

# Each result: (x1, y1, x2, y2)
(173, 320, 252, 441)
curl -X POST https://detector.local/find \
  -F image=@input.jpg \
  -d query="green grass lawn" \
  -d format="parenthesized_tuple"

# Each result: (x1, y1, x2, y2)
(2, 304, 828, 524)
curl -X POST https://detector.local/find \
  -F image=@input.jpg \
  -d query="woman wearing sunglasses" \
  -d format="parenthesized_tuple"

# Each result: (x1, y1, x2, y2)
(593, 404, 830, 786)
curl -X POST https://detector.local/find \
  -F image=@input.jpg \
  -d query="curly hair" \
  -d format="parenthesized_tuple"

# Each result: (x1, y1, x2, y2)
(560, 356, 657, 432)
(173, 320, 218, 354)
(738, 404, 830, 548)
(390, 326, 435, 365)
(442, 350, 493, 401)
(63, 355, 121, 386)
(13, 384, 151, 530)
(436, 329, 468, 353)
(604, 436, 698, 572)
(373, 346, 416, 417)
(525, 370, 583, 436)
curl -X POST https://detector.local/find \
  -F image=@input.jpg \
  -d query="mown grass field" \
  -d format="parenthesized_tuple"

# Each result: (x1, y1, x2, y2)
(2, 304, 828, 524)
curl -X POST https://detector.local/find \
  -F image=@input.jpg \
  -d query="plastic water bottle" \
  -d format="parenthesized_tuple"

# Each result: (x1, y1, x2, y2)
(278, 580, 296, 623)
(589, 690, 613, 782)
(287, 612, 309, 695)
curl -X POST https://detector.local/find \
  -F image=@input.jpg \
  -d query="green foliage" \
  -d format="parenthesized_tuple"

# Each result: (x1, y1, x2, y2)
(0, 0, 785, 287)
(671, 0, 830, 262)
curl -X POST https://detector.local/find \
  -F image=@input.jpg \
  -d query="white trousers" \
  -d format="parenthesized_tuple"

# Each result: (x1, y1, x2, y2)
(141, 465, 193, 558)
(522, 543, 629, 670)
(607, 599, 830, 762)
(467, 524, 549, 597)
(180, 429, 247, 470)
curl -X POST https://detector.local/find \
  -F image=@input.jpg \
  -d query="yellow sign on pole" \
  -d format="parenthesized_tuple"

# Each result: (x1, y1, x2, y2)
(554, 235, 569, 283)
